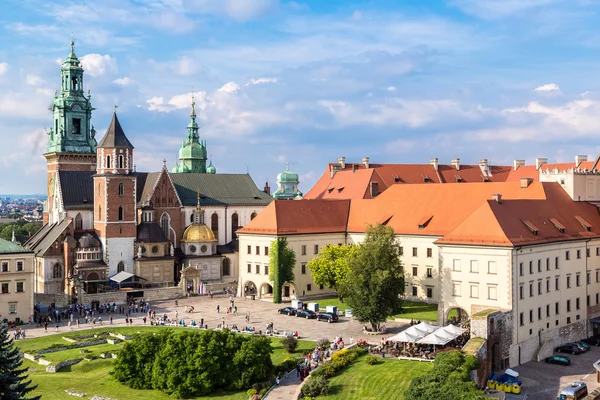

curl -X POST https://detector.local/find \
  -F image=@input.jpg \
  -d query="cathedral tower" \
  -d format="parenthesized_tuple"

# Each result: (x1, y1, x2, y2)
(44, 41, 97, 223)
(172, 95, 209, 173)
(93, 112, 136, 276)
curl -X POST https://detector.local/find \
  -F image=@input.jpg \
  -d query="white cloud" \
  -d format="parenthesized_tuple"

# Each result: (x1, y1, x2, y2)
(26, 74, 46, 85)
(246, 77, 279, 86)
(350, 11, 363, 21)
(146, 91, 208, 112)
(173, 56, 201, 76)
(218, 82, 241, 93)
(387, 86, 397, 91)
(194, 0, 279, 21)
(534, 83, 560, 92)
(451, 0, 563, 19)
(80, 54, 117, 77)
(0, 63, 7, 75)
(113, 77, 135, 86)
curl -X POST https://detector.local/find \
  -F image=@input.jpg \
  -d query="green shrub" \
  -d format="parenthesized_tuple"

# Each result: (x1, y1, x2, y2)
(258, 387, 268, 396)
(247, 388, 257, 397)
(365, 355, 379, 365)
(301, 375, 330, 397)
(281, 336, 298, 353)
(321, 363, 337, 378)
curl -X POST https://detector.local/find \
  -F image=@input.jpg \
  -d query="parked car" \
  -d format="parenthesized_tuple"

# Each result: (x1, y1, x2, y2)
(555, 344, 584, 355)
(296, 310, 317, 319)
(571, 342, 589, 352)
(582, 336, 600, 346)
(316, 312, 339, 323)
(545, 355, 571, 366)
(278, 307, 297, 316)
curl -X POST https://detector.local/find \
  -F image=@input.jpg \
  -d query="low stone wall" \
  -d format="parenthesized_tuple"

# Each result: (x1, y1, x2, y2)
(46, 358, 82, 373)
(35, 293, 71, 308)
(36, 339, 107, 355)
(77, 286, 182, 306)
(109, 332, 132, 340)
(62, 337, 78, 343)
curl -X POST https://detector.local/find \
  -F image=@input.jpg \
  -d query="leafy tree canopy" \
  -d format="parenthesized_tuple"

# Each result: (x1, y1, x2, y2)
(342, 224, 404, 331)
(307, 244, 357, 301)
(268, 238, 296, 303)
(0, 222, 42, 241)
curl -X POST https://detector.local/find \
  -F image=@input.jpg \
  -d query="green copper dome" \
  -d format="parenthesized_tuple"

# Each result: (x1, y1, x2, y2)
(172, 95, 211, 174)
(273, 162, 302, 200)
(206, 161, 216, 174)
(277, 163, 298, 183)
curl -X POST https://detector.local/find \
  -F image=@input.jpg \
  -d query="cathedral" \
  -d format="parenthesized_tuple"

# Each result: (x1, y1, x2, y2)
(25, 42, 273, 300)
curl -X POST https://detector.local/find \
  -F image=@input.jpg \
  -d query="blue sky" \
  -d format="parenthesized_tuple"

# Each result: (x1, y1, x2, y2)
(1, 0, 600, 194)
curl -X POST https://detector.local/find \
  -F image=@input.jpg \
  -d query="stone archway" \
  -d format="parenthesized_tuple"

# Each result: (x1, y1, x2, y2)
(85, 272, 100, 294)
(259, 282, 273, 299)
(282, 281, 298, 300)
(243, 281, 257, 296)
(446, 306, 469, 324)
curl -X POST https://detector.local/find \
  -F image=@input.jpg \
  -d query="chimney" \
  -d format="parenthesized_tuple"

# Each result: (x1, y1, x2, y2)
(575, 155, 588, 168)
(513, 159, 525, 171)
(535, 157, 548, 170)
(362, 157, 370, 169)
(430, 158, 439, 171)
(338, 156, 346, 169)
(520, 178, 533, 188)
(492, 193, 502, 204)
(479, 159, 489, 173)
(452, 158, 460, 171)
(264, 181, 271, 195)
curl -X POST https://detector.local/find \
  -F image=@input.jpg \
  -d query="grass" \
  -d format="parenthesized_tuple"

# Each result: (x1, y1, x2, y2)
(17, 326, 314, 400)
(325, 355, 434, 400)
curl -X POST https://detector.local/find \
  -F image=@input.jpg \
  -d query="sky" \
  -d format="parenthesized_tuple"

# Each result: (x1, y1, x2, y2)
(1, 0, 600, 194)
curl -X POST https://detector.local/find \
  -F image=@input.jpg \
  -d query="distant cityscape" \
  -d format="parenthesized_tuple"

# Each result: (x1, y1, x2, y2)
(0, 195, 46, 222)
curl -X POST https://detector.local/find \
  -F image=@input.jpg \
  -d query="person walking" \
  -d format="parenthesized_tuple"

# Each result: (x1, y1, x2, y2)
(217, 305, 220, 314)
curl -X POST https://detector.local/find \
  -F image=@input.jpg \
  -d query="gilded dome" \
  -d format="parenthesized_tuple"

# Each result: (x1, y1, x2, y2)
(182, 224, 217, 242)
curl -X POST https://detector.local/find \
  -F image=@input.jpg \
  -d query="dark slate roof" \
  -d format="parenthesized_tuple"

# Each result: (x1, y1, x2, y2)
(58, 171, 95, 210)
(24, 222, 55, 249)
(137, 172, 160, 207)
(218, 239, 239, 254)
(169, 173, 273, 207)
(137, 222, 168, 243)
(98, 112, 134, 149)
(136, 172, 149, 203)
(29, 218, 72, 256)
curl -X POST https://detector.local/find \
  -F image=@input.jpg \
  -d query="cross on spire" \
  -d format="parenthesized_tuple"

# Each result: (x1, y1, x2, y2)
(114, 104, 118, 113)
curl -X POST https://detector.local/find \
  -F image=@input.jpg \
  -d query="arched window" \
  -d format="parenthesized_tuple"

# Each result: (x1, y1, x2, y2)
(222, 258, 231, 276)
(74, 213, 83, 230)
(190, 213, 194, 223)
(160, 213, 170, 240)
(211, 213, 219, 233)
(251, 212, 257, 220)
(53, 263, 63, 279)
(106, 155, 111, 169)
(117, 261, 125, 273)
(118, 206, 124, 221)
(231, 213, 239, 240)
(118, 183, 124, 196)
(118, 155, 124, 169)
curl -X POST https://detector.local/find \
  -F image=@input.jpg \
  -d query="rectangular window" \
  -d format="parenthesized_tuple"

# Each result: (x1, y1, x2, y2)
(529, 310, 533, 323)
(16, 282, 23, 293)
(555, 256, 559, 269)
(470, 260, 479, 273)
(255, 265, 260, 274)
(587, 272, 591, 285)
(0, 282, 8, 293)
(576, 274, 581, 287)
(470, 285, 479, 298)
(8, 303, 16, 314)
(597, 270, 599, 283)
(555, 277, 560, 290)
(529, 261, 533, 274)
(538, 307, 541, 320)
(567, 275, 571, 288)
(247, 264, 251, 273)
(546, 258, 550, 271)
(538, 281, 542, 295)
(412, 247, 418, 257)
(412, 286, 418, 296)
(72, 118, 81, 135)
(546, 304, 550, 318)
(16, 261, 23, 272)
(519, 262, 523, 276)
(412, 266, 418, 276)
(399, 247, 404, 256)
(301, 245, 306, 255)
(567, 299, 571, 312)
(264, 265, 269, 275)
(546, 279, 550, 293)
(577, 250, 581, 259)
(597, 293, 599, 305)
(576, 297, 580, 310)
(567, 317, 571, 324)
(587, 248, 591, 258)
(587, 295, 590, 307)
(488, 261, 497, 274)
(519, 284, 524, 300)
(370, 182, 379, 197)
(427, 248, 433, 258)
(555, 302, 559, 314)
(426, 287, 433, 298)
(265, 247, 269, 256)
(319, 284, 324, 290)
(488, 285, 497, 300)
(314, 244, 319, 255)
(426, 267, 433, 278)
(529, 283, 533, 297)
(452, 259, 461, 272)
(256, 246, 260, 255)
(566, 251, 570, 260)
(306, 284, 312, 292)
(452, 282, 461, 297)
(301, 264, 306, 274)
(597, 247, 600, 256)
(537, 259, 541, 272)
(520, 312, 524, 326)
(247, 245, 251, 255)
(1, 262, 7, 272)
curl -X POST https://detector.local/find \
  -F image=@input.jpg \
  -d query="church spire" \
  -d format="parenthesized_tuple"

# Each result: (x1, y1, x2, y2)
(192, 190, 205, 224)
(172, 89, 208, 173)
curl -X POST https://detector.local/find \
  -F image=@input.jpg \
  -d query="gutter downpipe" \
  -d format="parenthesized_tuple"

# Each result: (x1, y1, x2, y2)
(514, 246, 521, 365)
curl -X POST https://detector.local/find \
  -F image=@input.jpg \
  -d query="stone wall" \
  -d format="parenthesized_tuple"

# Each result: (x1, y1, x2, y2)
(35, 292, 71, 308)
(36, 339, 107, 355)
(46, 358, 82, 373)
(78, 286, 182, 305)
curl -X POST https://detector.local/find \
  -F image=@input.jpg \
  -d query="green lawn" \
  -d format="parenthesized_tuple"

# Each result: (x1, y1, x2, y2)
(325, 356, 433, 400)
(17, 326, 314, 400)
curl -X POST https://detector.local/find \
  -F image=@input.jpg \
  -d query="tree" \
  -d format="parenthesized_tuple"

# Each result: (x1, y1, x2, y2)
(307, 244, 357, 301)
(0, 324, 40, 400)
(268, 238, 296, 303)
(342, 224, 404, 331)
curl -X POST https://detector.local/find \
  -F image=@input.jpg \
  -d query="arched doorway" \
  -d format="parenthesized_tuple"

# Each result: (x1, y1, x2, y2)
(259, 282, 273, 299)
(74, 213, 83, 230)
(86, 272, 100, 294)
(282, 282, 298, 300)
(243, 281, 257, 296)
(446, 306, 469, 325)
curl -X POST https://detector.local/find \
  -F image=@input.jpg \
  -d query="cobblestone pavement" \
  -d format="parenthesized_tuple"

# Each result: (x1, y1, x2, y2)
(13, 294, 409, 342)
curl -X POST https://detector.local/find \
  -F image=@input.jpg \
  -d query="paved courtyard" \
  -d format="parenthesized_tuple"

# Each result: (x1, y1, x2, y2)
(17, 293, 409, 342)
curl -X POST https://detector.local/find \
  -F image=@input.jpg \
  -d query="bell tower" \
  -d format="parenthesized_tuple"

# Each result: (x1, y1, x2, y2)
(93, 112, 137, 276)
(172, 94, 208, 173)
(43, 40, 97, 224)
